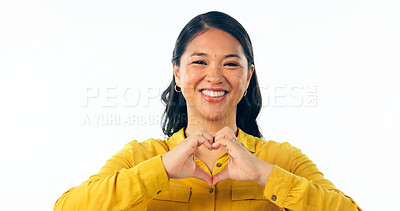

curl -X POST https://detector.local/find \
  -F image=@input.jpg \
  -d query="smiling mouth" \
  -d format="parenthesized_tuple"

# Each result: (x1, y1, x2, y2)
(200, 89, 229, 97)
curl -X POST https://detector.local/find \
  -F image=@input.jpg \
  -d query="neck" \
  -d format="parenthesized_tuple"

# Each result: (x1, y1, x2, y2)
(185, 109, 238, 137)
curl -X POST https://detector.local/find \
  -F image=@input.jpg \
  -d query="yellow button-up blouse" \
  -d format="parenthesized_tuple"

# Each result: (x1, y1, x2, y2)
(54, 128, 362, 210)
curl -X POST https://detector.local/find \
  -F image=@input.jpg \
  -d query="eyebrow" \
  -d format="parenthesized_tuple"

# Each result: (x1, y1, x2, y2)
(190, 53, 241, 59)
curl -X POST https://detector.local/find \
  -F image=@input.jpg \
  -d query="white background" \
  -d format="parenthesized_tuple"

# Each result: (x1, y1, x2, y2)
(1, 0, 399, 210)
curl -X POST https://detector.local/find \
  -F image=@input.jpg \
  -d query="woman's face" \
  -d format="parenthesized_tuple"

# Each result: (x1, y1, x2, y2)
(174, 28, 254, 122)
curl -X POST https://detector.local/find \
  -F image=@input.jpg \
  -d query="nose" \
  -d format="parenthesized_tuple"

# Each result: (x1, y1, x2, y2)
(205, 65, 224, 84)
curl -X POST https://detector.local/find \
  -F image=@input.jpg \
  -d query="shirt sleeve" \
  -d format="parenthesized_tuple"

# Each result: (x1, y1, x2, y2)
(53, 141, 170, 211)
(262, 146, 362, 211)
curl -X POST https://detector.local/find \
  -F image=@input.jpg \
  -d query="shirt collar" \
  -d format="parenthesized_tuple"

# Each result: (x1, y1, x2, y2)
(165, 127, 256, 153)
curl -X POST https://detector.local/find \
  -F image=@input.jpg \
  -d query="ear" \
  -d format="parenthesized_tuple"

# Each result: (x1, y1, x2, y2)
(246, 64, 255, 89)
(173, 63, 181, 85)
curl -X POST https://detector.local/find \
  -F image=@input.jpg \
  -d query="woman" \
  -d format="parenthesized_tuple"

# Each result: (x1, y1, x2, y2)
(54, 11, 362, 211)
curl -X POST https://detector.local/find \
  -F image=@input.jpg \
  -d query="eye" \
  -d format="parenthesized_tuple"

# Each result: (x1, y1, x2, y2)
(224, 62, 239, 67)
(193, 60, 207, 65)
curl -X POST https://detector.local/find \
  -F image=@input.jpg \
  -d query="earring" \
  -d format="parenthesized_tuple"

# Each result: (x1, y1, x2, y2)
(174, 84, 181, 92)
(243, 89, 247, 96)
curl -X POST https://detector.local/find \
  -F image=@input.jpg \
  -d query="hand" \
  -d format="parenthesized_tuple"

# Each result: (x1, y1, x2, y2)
(161, 128, 214, 186)
(211, 127, 274, 186)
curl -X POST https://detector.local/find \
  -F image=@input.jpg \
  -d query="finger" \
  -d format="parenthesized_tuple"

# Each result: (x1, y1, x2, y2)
(213, 138, 240, 158)
(193, 163, 213, 186)
(212, 141, 221, 150)
(197, 136, 213, 150)
(211, 139, 235, 150)
(211, 141, 230, 150)
(212, 134, 228, 150)
(214, 129, 223, 139)
(214, 130, 236, 144)
(198, 128, 214, 143)
(187, 134, 213, 151)
(212, 168, 230, 186)
(195, 128, 214, 148)
(214, 132, 227, 142)
(213, 134, 233, 148)
(215, 126, 235, 139)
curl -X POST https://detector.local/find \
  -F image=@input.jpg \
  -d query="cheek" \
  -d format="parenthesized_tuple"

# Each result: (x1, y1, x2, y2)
(230, 76, 247, 91)
(180, 73, 201, 98)
(181, 71, 202, 88)
(228, 79, 248, 102)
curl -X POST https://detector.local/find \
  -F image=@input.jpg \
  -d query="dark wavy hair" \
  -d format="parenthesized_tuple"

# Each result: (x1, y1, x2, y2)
(161, 11, 262, 138)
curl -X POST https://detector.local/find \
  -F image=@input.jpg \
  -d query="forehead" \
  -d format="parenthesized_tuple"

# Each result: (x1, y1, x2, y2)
(184, 28, 244, 56)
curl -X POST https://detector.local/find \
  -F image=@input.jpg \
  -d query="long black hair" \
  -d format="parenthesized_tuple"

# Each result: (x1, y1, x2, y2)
(161, 11, 262, 138)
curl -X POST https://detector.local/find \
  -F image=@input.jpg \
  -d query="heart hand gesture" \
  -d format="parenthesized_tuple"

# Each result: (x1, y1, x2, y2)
(211, 127, 274, 186)
(161, 128, 214, 186)
(161, 127, 274, 187)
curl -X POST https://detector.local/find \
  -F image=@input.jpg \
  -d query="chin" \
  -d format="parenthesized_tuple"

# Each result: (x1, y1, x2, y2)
(200, 110, 229, 122)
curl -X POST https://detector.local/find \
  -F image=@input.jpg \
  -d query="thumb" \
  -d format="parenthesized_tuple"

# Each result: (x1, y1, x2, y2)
(193, 163, 213, 186)
(212, 168, 230, 186)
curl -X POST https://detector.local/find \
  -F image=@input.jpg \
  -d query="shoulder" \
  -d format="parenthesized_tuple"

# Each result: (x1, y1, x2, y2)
(122, 138, 169, 165)
(254, 137, 298, 154)
(252, 137, 302, 171)
(125, 138, 169, 153)
(239, 128, 300, 156)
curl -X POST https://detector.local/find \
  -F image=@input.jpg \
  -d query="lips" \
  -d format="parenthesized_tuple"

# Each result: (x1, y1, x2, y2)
(199, 88, 229, 102)
(200, 89, 228, 97)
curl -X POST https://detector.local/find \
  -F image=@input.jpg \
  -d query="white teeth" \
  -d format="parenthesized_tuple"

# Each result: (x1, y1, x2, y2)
(201, 90, 226, 97)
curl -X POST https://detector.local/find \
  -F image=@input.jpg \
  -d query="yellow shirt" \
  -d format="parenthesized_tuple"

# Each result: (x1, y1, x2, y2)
(54, 128, 362, 211)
